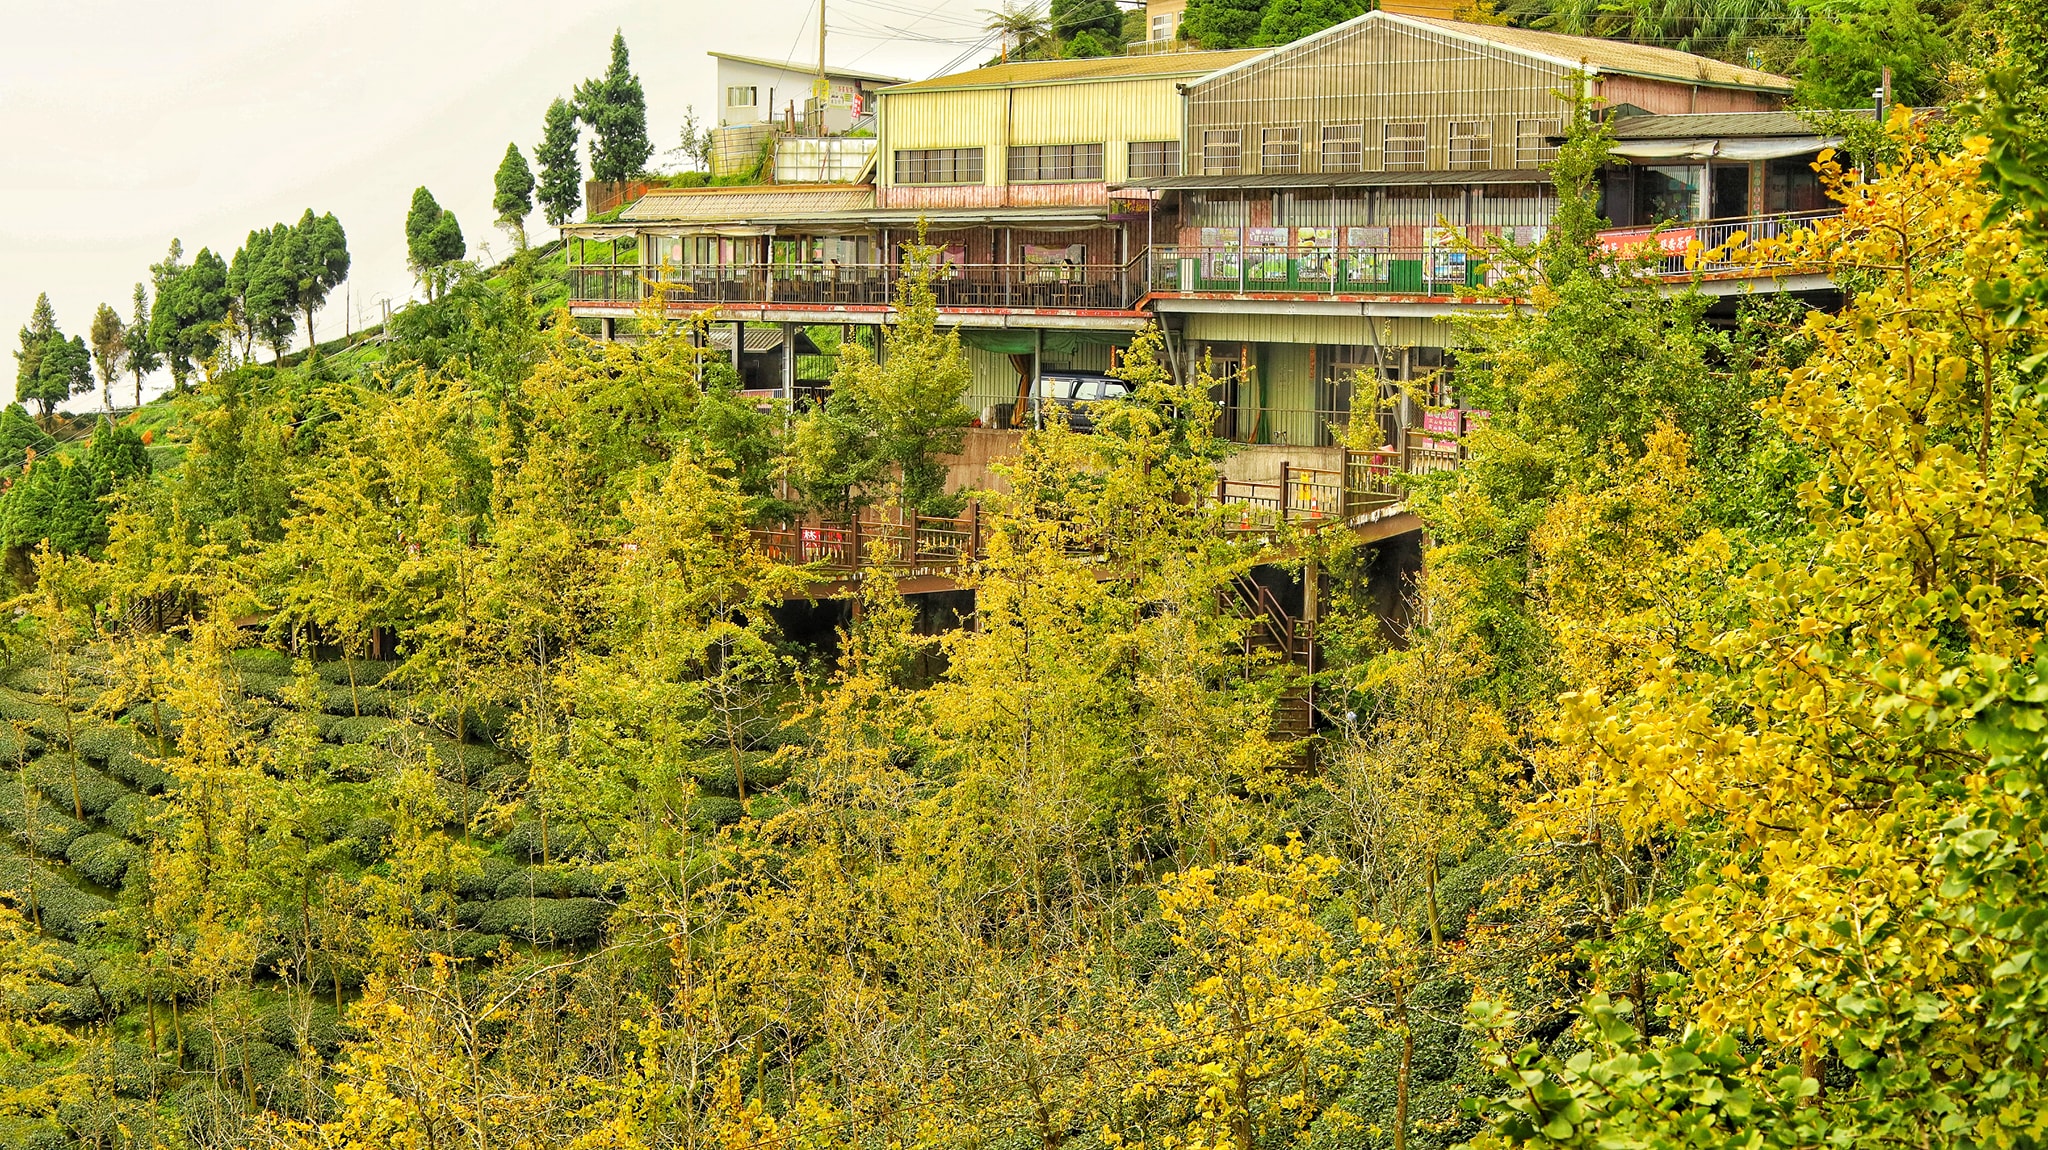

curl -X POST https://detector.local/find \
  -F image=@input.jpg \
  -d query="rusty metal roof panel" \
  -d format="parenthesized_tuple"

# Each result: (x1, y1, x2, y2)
(1401, 16, 1792, 91)
(1608, 110, 1851, 138)
(882, 49, 1268, 93)
(620, 185, 876, 224)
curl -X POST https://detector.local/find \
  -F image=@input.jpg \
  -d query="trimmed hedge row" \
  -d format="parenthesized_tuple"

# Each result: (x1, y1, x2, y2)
(689, 750, 791, 798)
(72, 723, 171, 793)
(65, 832, 140, 887)
(494, 864, 608, 901)
(0, 779, 86, 857)
(0, 850, 114, 940)
(29, 754, 129, 819)
(473, 896, 609, 944)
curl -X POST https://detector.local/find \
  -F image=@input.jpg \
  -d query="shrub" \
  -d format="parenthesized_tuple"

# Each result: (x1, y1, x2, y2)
(474, 896, 609, 945)
(451, 932, 509, 961)
(449, 853, 519, 899)
(687, 795, 745, 832)
(258, 1000, 343, 1056)
(0, 688, 70, 739)
(0, 723, 42, 762)
(689, 751, 790, 797)
(0, 852, 114, 941)
(345, 817, 393, 862)
(230, 648, 297, 677)
(315, 659, 397, 687)
(0, 779, 86, 857)
(124, 704, 181, 740)
(323, 715, 404, 746)
(30, 754, 128, 818)
(501, 821, 601, 863)
(493, 864, 606, 900)
(103, 792, 164, 840)
(65, 832, 139, 887)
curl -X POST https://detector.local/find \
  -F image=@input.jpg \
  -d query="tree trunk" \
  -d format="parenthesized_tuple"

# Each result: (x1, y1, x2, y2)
(1425, 854, 1443, 949)
(304, 305, 317, 354)
(1394, 994, 1413, 1150)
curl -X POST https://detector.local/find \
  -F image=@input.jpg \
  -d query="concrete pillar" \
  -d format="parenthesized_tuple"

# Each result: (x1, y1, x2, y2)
(731, 321, 744, 377)
(781, 322, 796, 403)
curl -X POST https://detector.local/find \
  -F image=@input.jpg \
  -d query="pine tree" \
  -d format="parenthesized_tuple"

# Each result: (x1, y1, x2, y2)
(126, 283, 160, 408)
(536, 98, 583, 229)
(1181, 0, 1267, 47)
(150, 242, 229, 391)
(88, 303, 124, 413)
(230, 226, 295, 363)
(494, 143, 536, 247)
(574, 31, 653, 184)
(30, 334, 92, 419)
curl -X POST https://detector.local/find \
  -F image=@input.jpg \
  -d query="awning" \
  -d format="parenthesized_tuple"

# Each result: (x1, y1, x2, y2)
(1610, 136, 1838, 161)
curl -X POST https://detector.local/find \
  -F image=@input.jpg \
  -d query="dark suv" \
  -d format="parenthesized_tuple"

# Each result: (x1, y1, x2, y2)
(1032, 370, 1132, 431)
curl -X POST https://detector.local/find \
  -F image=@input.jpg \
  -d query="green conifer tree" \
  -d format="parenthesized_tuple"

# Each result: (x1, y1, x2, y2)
(574, 32, 653, 184)
(536, 97, 583, 229)
(405, 188, 465, 302)
(494, 143, 536, 248)
(284, 210, 350, 351)
(14, 294, 57, 411)
(126, 283, 160, 407)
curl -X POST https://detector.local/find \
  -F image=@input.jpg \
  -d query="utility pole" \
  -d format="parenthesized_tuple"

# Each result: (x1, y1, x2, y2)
(816, 0, 828, 134)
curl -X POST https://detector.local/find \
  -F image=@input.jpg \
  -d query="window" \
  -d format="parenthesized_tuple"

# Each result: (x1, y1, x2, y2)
(1260, 127, 1301, 173)
(1514, 118, 1559, 167)
(1007, 143, 1105, 183)
(726, 86, 757, 109)
(1150, 10, 1179, 40)
(1634, 164, 1702, 223)
(1448, 121, 1492, 168)
(894, 147, 985, 185)
(1320, 124, 1363, 172)
(1128, 141, 1181, 179)
(1202, 129, 1241, 174)
(1384, 122, 1426, 170)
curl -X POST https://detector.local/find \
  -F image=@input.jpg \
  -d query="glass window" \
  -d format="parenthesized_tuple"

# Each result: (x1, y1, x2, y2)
(1514, 119, 1559, 167)
(1260, 127, 1301, 174)
(893, 148, 985, 185)
(1384, 123, 1426, 170)
(726, 86, 757, 108)
(1711, 165, 1750, 219)
(1008, 144, 1105, 183)
(1203, 129, 1241, 174)
(1150, 10, 1179, 40)
(1128, 141, 1181, 179)
(1766, 154, 1827, 213)
(1321, 124, 1363, 172)
(1448, 121, 1492, 169)
(1634, 164, 1703, 223)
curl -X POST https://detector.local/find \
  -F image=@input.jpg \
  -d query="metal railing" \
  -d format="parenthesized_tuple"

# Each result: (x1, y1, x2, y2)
(1152, 246, 1486, 296)
(1596, 208, 1839, 277)
(574, 259, 1149, 311)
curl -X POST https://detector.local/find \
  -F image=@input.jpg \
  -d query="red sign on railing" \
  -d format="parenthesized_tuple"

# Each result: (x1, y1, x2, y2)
(1597, 227, 1698, 257)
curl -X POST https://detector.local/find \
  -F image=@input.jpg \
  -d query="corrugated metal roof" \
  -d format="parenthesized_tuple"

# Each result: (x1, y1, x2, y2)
(1120, 169, 1555, 190)
(1608, 110, 1858, 138)
(707, 51, 904, 85)
(883, 48, 1267, 93)
(1402, 16, 1792, 91)
(620, 185, 875, 223)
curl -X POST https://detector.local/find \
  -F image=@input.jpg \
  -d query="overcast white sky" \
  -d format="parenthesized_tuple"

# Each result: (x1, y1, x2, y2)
(0, 0, 1001, 409)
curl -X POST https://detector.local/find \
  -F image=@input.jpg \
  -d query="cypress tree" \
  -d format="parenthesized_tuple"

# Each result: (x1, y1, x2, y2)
(495, 143, 536, 246)
(88, 303, 124, 412)
(574, 32, 653, 184)
(127, 283, 160, 408)
(536, 98, 583, 229)
(406, 188, 465, 301)
(285, 210, 350, 350)
(14, 294, 57, 409)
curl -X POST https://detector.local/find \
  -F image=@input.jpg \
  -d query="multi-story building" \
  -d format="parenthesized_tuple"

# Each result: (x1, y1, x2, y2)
(568, 48, 1261, 427)
(1126, 9, 1806, 454)
(567, 14, 1831, 464)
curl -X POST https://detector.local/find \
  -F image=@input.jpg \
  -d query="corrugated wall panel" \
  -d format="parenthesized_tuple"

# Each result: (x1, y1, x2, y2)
(881, 88, 1007, 185)
(967, 346, 1026, 417)
(1184, 313, 1453, 347)
(1008, 78, 1187, 184)
(1187, 18, 1577, 174)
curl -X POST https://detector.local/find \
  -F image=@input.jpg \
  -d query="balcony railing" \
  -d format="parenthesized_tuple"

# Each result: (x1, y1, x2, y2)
(1596, 208, 1839, 277)
(571, 260, 1149, 311)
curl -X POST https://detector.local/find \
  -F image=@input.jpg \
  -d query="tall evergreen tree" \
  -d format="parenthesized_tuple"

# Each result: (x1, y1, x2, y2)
(14, 294, 57, 410)
(494, 143, 536, 247)
(150, 247, 230, 391)
(88, 303, 124, 413)
(126, 283, 160, 408)
(574, 31, 652, 183)
(29, 334, 92, 419)
(283, 210, 350, 351)
(405, 188, 466, 302)
(536, 97, 583, 229)
(1180, 0, 1266, 47)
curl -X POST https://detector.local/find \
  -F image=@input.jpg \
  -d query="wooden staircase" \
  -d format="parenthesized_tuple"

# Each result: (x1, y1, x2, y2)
(1221, 573, 1316, 743)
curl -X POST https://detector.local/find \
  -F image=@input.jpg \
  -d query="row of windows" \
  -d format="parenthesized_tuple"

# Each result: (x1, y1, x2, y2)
(1201, 120, 1560, 174)
(894, 141, 1182, 185)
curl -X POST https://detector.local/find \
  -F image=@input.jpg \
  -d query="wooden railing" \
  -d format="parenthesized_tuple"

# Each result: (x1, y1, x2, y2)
(751, 504, 985, 575)
(1215, 448, 1415, 533)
